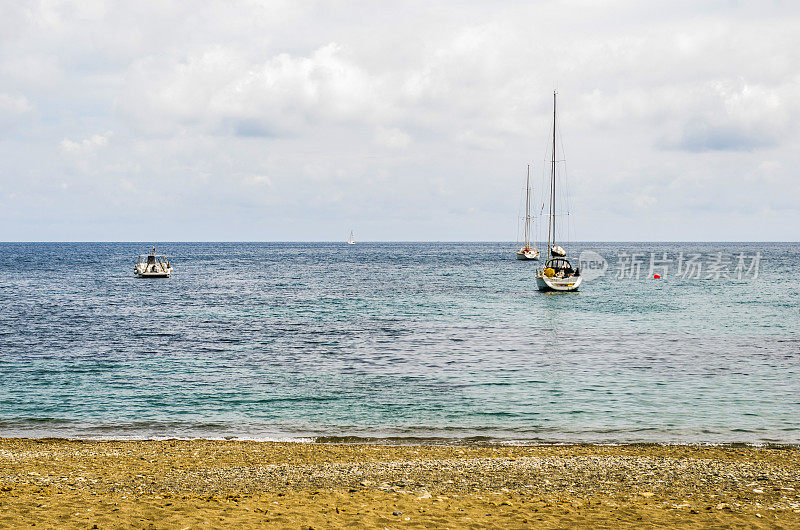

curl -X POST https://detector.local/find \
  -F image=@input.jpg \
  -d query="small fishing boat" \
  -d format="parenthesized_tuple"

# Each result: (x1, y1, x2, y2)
(516, 164, 540, 260)
(134, 247, 173, 278)
(346, 230, 356, 245)
(536, 92, 582, 292)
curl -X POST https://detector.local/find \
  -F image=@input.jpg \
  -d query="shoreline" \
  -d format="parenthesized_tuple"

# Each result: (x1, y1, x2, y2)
(3, 435, 800, 447)
(2, 438, 799, 528)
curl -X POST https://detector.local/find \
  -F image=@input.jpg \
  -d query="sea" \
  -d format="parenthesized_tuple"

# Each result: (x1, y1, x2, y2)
(0, 242, 797, 445)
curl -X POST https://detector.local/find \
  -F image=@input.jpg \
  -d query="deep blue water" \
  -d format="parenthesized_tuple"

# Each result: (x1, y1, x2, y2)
(0, 242, 798, 444)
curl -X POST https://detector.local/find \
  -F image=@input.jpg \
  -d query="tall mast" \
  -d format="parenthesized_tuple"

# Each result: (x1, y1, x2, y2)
(547, 91, 557, 253)
(524, 164, 531, 250)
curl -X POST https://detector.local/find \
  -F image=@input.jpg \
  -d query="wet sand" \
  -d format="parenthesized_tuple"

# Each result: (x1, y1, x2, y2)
(1, 439, 799, 528)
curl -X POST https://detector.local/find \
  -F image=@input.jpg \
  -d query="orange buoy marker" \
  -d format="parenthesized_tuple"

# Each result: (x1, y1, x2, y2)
(653, 274, 661, 279)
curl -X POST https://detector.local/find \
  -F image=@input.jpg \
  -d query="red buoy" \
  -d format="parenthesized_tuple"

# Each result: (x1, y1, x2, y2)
(653, 274, 661, 279)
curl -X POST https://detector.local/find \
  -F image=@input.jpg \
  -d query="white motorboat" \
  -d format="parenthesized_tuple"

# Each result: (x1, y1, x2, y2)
(135, 248, 173, 278)
(535, 92, 582, 292)
(516, 164, 540, 260)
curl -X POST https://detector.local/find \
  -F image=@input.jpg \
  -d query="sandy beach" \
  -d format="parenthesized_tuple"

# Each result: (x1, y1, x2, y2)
(0, 439, 798, 528)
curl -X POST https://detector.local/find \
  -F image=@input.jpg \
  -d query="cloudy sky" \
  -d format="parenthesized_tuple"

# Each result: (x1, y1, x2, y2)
(1, 0, 798, 241)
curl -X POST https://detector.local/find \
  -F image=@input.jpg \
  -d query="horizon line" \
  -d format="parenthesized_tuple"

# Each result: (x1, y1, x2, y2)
(1, 240, 797, 244)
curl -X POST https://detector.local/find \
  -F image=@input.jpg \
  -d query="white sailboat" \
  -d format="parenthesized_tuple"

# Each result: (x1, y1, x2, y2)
(346, 230, 356, 245)
(516, 164, 540, 260)
(536, 91, 582, 292)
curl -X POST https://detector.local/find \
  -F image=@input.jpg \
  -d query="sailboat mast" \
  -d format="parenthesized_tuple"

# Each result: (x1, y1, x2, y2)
(547, 91, 557, 253)
(525, 164, 531, 249)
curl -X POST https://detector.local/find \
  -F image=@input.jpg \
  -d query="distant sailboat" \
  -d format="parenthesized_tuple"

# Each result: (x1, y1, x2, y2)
(516, 164, 540, 261)
(535, 91, 582, 292)
(347, 230, 356, 245)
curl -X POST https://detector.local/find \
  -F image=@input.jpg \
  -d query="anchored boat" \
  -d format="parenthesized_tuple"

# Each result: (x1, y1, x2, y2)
(535, 92, 582, 292)
(135, 247, 173, 278)
(516, 164, 540, 260)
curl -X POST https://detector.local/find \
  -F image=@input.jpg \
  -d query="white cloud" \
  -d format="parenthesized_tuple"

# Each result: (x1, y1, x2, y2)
(374, 127, 410, 149)
(655, 80, 795, 152)
(0, 93, 34, 133)
(242, 174, 272, 187)
(0, 93, 32, 114)
(456, 130, 504, 151)
(121, 42, 388, 137)
(60, 133, 111, 154)
(1, 1, 800, 240)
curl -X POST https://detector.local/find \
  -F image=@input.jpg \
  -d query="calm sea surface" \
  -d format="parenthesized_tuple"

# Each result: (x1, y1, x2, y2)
(0, 242, 797, 444)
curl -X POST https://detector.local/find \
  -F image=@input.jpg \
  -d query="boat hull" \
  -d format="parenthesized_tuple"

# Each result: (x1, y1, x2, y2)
(516, 249, 540, 260)
(535, 273, 582, 292)
(134, 266, 173, 278)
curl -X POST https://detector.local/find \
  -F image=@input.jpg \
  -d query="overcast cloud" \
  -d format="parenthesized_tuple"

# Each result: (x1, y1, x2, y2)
(1, 0, 798, 241)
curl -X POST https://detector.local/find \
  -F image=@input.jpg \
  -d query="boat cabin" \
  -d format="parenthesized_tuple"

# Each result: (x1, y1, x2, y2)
(544, 257, 579, 277)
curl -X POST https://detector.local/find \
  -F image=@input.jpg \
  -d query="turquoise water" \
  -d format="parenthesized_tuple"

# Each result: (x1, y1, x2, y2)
(0, 242, 797, 443)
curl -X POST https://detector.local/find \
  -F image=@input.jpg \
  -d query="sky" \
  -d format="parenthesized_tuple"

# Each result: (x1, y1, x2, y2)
(1, 0, 798, 241)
